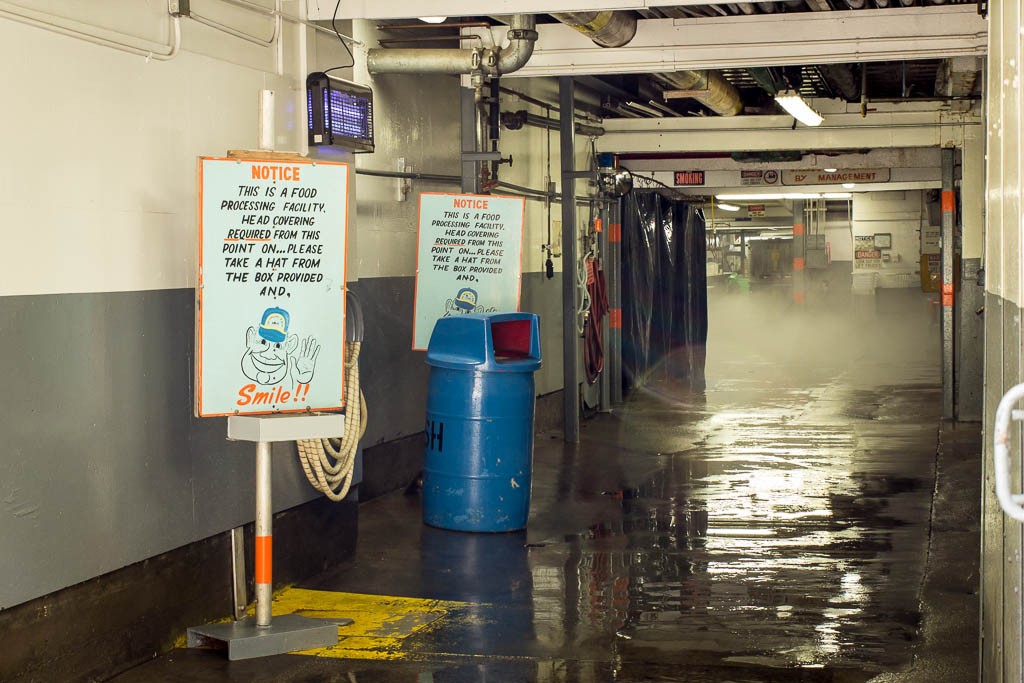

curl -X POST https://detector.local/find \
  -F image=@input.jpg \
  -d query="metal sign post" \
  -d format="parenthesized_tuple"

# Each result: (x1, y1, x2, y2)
(187, 414, 351, 660)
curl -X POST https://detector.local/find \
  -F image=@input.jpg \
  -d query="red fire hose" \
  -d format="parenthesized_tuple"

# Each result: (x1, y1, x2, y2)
(584, 258, 609, 385)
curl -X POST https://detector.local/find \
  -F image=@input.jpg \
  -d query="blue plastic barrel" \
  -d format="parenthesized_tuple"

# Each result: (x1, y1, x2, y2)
(423, 313, 542, 532)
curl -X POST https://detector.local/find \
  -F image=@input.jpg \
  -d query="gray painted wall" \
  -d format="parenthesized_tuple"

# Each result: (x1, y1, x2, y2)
(0, 274, 563, 609)
(0, 290, 323, 608)
(981, 292, 1024, 680)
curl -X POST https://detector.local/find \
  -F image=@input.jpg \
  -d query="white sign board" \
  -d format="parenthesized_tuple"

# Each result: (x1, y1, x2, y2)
(782, 168, 891, 186)
(196, 157, 349, 417)
(413, 193, 526, 350)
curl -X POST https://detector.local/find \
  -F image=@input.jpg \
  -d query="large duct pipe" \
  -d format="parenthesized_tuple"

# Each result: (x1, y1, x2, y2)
(550, 11, 636, 48)
(367, 14, 537, 75)
(660, 70, 744, 116)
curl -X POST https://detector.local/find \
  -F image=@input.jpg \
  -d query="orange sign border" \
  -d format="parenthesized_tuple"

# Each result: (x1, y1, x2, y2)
(196, 156, 350, 418)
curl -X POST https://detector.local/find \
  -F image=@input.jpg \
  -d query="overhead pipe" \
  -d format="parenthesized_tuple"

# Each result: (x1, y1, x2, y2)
(367, 14, 537, 77)
(550, 11, 636, 48)
(659, 70, 744, 116)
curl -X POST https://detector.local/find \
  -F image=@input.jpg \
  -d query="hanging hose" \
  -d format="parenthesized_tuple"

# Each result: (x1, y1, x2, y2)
(296, 292, 368, 501)
(584, 258, 609, 385)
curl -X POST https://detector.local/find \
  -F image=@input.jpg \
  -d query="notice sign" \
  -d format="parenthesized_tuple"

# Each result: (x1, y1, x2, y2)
(673, 170, 705, 186)
(413, 193, 525, 350)
(782, 168, 891, 186)
(196, 157, 349, 417)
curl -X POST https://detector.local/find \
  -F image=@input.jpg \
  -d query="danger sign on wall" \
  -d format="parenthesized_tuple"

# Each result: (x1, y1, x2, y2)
(196, 156, 349, 417)
(412, 193, 525, 350)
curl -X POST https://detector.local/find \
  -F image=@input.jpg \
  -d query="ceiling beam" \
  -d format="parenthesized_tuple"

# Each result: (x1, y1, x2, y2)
(315, 0, 806, 20)
(598, 108, 981, 153)
(489, 7, 986, 78)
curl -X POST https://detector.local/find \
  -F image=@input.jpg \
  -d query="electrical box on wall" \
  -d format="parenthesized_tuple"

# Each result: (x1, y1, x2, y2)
(307, 72, 374, 153)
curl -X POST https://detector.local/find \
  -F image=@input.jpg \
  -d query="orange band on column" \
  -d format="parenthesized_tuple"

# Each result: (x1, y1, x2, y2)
(793, 223, 805, 236)
(609, 223, 622, 243)
(793, 291, 805, 304)
(941, 190, 955, 212)
(255, 535, 272, 585)
(609, 308, 622, 329)
(793, 257, 806, 270)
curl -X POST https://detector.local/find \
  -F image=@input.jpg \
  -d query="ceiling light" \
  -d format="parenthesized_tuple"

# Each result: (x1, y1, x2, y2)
(716, 202, 741, 211)
(717, 192, 851, 201)
(824, 167, 838, 173)
(418, 16, 447, 23)
(843, 182, 855, 189)
(775, 90, 824, 127)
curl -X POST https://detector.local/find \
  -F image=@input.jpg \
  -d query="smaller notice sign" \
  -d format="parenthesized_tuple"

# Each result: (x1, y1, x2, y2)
(196, 157, 349, 417)
(739, 169, 779, 186)
(674, 170, 705, 186)
(747, 204, 766, 218)
(783, 169, 891, 186)
(413, 193, 526, 350)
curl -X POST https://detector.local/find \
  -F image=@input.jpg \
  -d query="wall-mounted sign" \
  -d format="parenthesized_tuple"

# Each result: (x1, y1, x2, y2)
(739, 169, 779, 186)
(674, 170, 705, 186)
(196, 157, 349, 417)
(413, 193, 526, 351)
(747, 204, 766, 218)
(782, 169, 891, 186)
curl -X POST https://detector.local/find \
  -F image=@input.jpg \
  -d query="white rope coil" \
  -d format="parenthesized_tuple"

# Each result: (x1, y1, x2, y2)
(296, 341, 367, 501)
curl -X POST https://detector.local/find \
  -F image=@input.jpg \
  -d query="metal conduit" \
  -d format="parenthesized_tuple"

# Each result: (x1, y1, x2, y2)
(550, 11, 637, 48)
(367, 14, 536, 76)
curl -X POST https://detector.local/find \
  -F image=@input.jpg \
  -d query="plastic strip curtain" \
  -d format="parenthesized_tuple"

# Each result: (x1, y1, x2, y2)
(621, 191, 708, 394)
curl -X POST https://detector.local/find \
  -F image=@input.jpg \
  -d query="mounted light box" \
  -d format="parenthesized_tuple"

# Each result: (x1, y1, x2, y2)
(306, 72, 374, 153)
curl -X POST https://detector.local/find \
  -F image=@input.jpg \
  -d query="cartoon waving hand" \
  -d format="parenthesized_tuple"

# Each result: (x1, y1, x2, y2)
(290, 335, 320, 385)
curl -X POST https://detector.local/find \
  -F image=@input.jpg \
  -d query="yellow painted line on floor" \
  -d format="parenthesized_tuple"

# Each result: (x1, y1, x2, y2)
(263, 587, 470, 660)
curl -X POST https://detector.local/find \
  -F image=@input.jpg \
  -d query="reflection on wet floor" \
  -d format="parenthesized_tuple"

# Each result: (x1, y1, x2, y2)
(112, 291, 944, 682)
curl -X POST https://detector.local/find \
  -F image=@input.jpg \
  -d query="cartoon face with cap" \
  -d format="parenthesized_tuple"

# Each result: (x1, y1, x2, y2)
(240, 307, 298, 385)
(442, 287, 497, 317)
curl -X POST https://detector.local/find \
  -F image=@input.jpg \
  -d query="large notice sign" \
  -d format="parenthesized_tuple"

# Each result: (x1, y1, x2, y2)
(413, 193, 526, 350)
(197, 157, 348, 417)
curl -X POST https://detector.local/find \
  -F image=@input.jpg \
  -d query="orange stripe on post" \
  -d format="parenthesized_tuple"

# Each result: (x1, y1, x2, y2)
(793, 257, 806, 271)
(609, 223, 622, 243)
(941, 190, 955, 212)
(255, 535, 272, 585)
(609, 308, 622, 329)
(793, 223, 805, 236)
(793, 291, 806, 304)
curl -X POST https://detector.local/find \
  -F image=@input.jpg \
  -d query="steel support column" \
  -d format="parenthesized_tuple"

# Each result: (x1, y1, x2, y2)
(461, 87, 480, 193)
(560, 76, 580, 442)
(609, 198, 623, 404)
(598, 201, 611, 411)
(941, 147, 955, 420)
(792, 200, 806, 305)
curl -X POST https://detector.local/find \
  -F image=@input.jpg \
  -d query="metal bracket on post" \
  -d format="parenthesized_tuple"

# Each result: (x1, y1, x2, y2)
(187, 414, 351, 661)
(994, 384, 1024, 522)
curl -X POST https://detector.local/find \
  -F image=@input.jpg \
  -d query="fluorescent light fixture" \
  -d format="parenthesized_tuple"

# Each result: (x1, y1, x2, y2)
(717, 192, 852, 201)
(842, 182, 856, 189)
(716, 202, 741, 211)
(775, 89, 824, 127)
(824, 167, 838, 173)
(418, 16, 447, 23)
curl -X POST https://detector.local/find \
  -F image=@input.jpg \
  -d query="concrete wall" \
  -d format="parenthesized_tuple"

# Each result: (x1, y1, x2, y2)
(850, 191, 925, 287)
(0, 5, 576, 610)
(982, 3, 1024, 680)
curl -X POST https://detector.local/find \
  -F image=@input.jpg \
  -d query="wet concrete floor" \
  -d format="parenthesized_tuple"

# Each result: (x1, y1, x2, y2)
(111, 290, 979, 682)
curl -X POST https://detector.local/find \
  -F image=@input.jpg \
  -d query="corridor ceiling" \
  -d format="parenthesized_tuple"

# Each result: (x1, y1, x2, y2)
(361, 1, 985, 122)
